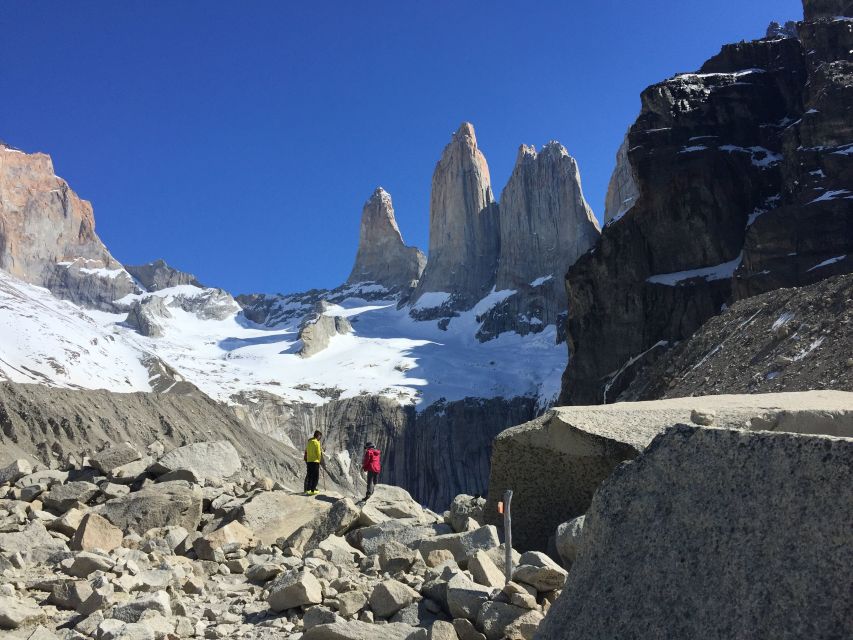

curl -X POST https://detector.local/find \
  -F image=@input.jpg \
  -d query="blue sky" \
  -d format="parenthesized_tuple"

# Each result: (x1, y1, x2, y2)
(1, 0, 802, 295)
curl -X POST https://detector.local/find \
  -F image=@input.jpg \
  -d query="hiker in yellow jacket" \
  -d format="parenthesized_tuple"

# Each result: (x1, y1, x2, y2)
(303, 430, 323, 494)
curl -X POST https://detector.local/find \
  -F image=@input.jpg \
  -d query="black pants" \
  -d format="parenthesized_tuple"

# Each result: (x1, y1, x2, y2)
(304, 462, 320, 492)
(365, 470, 378, 498)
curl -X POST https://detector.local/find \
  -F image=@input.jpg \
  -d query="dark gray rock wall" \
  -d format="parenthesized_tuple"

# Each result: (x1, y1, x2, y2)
(561, 4, 853, 405)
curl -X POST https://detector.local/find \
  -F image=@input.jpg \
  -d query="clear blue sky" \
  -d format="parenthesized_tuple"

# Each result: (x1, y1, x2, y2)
(1, 0, 802, 295)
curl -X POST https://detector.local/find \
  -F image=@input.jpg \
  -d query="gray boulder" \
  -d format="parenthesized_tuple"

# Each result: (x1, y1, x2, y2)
(555, 515, 585, 568)
(446, 573, 493, 621)
(448, 494, 485, 533)
(303, 620, 425, 640)
(97, 481, 202, 534)
(0, 459, 32, 485)
(111, 590, 171, 623)
(0, 595, 45, 629)
(153, 441, 241, 481)
(418, 526, 500, 564)
(511, 551, 567, 592)
(267, 570, 323, 612)
(348, 520, 451, 556)
(42, 481, 99, 512)
(475, 601, 531, 640)
(537, 425, 853, 640)
(369, 579, 421, 618)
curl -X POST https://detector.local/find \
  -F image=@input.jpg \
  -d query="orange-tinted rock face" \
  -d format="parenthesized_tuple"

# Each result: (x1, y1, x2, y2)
(0, 144, 137, 308)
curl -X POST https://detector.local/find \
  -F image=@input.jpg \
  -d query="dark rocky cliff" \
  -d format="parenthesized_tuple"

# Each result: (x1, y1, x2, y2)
(561, 2, 853, 404)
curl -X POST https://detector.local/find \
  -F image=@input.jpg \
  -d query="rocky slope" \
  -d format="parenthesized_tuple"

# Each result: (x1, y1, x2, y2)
(622, 273, 853, 400)
(346, 188, 425, 291)
(0, 382, 345, 494)
(561, 1, 853, 404)
(0, 444, 564, 640)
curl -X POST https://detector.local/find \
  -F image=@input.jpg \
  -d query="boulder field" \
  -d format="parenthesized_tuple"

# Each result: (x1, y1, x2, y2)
(0, 440, 564, 640)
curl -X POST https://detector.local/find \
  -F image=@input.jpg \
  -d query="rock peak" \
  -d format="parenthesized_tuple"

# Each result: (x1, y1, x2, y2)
(455, 121, 476, 141)
(413, 122, 499, 306)
(346, 188, 426, 290)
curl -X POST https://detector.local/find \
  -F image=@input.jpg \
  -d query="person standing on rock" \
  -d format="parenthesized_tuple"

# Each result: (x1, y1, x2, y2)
(304, 430, 323, 495)
(361, 441, 381, 501)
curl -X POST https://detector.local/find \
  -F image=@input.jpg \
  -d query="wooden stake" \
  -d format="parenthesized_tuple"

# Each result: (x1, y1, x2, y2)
(503, 489, 513, 584)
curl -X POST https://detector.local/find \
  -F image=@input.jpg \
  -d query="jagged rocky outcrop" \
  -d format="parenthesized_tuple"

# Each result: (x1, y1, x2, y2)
(561, 2, 853, 404)
(486, 390, 853, 551)
(125, 296, 172, 338)
(346, 188, 425, 291)
(413, 123, 500, 309)
(623, 273, 853, 400)
(125, 259, 202, 291)
(298, 313, 353, 358)
(537, 424, 853, 640)
(0, 144, 139, 310)
(602, 132, 640, 224)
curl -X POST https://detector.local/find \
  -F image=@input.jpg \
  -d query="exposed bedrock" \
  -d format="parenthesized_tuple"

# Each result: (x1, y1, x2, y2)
(297, 314, 353, 358)
(485, 391, 853, 551)
(561, 4, 853, 404)
(537, 424, 853, 640)
(623, 273, 853, 400)
(346, 187, 426, 290)
(0, 144, 139, 309)
(124, 259, 203, 291)
(232, 392, 539, 510)
(413, 123, 500, 309)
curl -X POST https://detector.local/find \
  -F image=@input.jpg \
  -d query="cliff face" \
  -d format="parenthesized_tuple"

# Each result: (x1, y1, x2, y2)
(346, 187, 425, 290)
(413, 123, 501, 308)
(603, 133, 640, 224)
(0, 144, 139, 309)
(561, 2, 853, 405)
(232, 391, 539, 509)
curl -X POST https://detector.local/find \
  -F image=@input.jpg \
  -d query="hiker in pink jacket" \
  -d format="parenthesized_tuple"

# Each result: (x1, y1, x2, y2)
(361, 442, 381, 501)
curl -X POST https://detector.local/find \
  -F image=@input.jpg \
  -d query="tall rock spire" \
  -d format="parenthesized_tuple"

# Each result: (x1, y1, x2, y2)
(496, 142, 600, 292)
(413, 122, 500, 306)
(347, 187, 425, 290)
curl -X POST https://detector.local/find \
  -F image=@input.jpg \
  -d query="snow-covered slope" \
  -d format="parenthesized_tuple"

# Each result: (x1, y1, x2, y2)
(0, 270, 565, 409)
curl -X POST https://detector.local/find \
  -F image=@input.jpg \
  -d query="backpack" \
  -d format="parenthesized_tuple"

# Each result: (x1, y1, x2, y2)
(364, 448, 381, 473)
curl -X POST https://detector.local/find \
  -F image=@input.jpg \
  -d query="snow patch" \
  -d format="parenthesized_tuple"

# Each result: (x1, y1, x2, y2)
(529, 275, 554, 287)
(411, 291, 451, 310)
(647, 254, 742, 286)
(809, 189, 852, 204)
(806, 255, 847, 272)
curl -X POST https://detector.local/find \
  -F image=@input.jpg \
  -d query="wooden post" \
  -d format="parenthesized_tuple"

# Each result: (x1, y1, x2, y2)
(503, 489, 513, 584)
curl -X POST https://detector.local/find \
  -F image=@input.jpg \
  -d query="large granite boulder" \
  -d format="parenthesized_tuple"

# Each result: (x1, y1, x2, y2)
(153, 441, 241, 481)
(237, 491, 333, 545)
(346, 187, 426, 290)
(97, 481, 203, 534)
(486, 391, 853, 550)
(537, 424, 853, 640)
